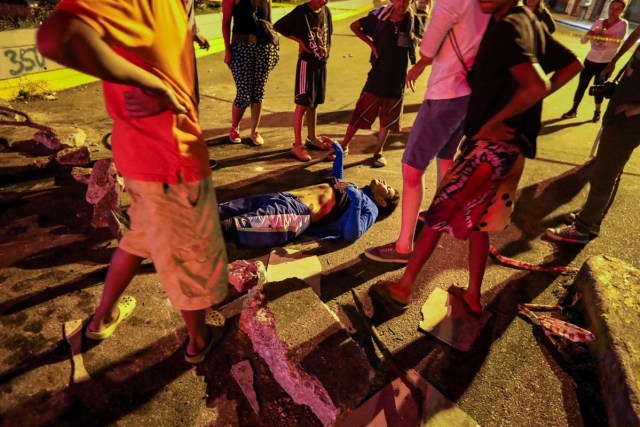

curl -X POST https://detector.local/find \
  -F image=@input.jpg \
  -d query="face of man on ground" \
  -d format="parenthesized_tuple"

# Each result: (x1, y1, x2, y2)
(369, 179, 396, 207)
(477, 0, 516, 18)
(608, 1, 625, 20)
(392, 0, 412, 17)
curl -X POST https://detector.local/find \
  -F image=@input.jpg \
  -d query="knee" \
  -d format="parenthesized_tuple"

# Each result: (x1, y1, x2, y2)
(402, 166, 424, 188)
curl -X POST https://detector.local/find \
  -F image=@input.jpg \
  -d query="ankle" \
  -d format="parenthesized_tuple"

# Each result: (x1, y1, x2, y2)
(395, 241, 412, 254)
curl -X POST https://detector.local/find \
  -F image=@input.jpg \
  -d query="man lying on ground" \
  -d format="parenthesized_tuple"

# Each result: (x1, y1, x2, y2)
(219, 137, 400, 247)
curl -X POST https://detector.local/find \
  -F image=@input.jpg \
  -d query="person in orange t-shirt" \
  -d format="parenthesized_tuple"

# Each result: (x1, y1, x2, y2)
(37, 0, 228, 364)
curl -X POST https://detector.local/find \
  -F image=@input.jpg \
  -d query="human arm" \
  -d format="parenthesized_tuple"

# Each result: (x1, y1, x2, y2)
(581, 21, 600, 44)
(541, 9, 556, 34)
(193, 32, 210, 50)
(340, 187, 377, 242)
(222, 0, 233, 64)
(601, 25, 640, 78)
(405, 1, 455, 92)
(350, 18, 378, 59)
(37, 10, 186, 114)
(473, 58, 582, 142)
(321, 138, 344, 180)
(616, 103, 640, 118)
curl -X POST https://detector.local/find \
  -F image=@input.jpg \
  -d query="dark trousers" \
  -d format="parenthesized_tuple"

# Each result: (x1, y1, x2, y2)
(576, 117, 640, 234)
(572, 59, 608, 109)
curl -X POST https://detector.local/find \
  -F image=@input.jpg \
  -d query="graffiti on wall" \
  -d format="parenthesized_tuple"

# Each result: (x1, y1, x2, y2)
(1, 46, 47, 78)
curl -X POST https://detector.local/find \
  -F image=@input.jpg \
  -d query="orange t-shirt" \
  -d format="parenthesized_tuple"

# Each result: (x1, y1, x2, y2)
(58, 0, 210, 183)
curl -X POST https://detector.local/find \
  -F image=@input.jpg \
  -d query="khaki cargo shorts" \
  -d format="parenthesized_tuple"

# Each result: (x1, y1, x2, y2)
(120, 177, 228, 310)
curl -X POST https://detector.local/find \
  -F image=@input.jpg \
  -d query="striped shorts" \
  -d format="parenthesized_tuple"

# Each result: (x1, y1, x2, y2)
(294, 58, 327, 107)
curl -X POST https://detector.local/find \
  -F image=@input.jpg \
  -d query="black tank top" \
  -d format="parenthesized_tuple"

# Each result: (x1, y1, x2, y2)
(232, 0, 268, 35)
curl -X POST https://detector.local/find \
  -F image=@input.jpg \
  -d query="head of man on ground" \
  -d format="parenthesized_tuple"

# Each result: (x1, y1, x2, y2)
(365, 179, 400, 219)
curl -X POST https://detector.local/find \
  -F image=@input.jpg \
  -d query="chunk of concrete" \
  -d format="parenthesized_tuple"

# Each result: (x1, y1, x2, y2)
(71, 167, 92, 184)
(55, 146, 91, 166)
(86, 159, 120, 204)
(231, 360, 260, 414)
(34, 126, 87, 150)
(239, 279, 372, 426)
(337, 370, 479, 427)
(574, 255, 640, 426)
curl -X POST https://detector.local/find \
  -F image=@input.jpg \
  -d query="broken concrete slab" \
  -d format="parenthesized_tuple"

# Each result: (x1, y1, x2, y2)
(337, 369, 478, 427)
(239, 279, 372, 426)
(267, 247, 322, 295)
(55, 146, 91, 166)
(418, 287, 492, 352)
(34, 126, 87, 150)
(574, 255, 640, 427)
(86, 159, 120, 204)
(71, 167, 92, 184)
(231, 360, 260, 414)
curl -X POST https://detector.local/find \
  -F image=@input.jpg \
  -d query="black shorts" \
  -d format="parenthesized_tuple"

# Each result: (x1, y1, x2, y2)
(294, 58, 326, 107)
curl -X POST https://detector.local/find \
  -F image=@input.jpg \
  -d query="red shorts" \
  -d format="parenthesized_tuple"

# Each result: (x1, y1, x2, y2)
(349, 92, 403, 132)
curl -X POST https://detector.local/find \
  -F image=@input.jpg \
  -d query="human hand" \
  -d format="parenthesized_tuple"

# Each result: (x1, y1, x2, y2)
(370, 44, 379, 59)
(319, 136, 340, 151)
(615, 103, 640, 118)
(194, 32, 210, 50)
(472, 121, 515, 143)
(600, 62, 614, 80)
(334, 181, 351, 192)
(406, 61, 426, 92)
(124, 87, 188, 118)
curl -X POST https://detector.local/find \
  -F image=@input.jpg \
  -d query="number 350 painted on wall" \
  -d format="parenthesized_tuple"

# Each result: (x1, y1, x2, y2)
(1, 46, 48, 79)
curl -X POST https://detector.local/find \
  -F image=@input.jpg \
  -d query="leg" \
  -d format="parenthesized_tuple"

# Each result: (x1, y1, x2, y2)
(88, 248, 143, 332)
(395, 163, 425, 253)
(250, 102, 262, 134)
(306, 105, 318, 141)
(465, 231, 489, 311)
(341, 124, 358, 149)
(387, 226, 443, 301)
(373, 126, 391, 156)
(293, 104, 307, 147)
(232, 104, 246, 130)
(577, 122, 640, 233)
(569, 59, 598, 113)
(436, 157, 453, 186)
(181, 309, 209, 355)
(228, 43, 251, 140)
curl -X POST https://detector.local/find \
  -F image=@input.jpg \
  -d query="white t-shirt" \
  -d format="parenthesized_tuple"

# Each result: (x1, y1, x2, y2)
(419, 0, 489, 100)
(584, 18, 628, 63)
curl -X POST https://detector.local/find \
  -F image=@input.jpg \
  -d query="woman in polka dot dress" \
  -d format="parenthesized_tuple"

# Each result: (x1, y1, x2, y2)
(222, 0, 279, 146)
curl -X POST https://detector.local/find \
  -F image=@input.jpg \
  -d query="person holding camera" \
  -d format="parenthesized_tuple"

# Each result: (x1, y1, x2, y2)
(547, 41, 640, 244)
(561, 0, 627, 123)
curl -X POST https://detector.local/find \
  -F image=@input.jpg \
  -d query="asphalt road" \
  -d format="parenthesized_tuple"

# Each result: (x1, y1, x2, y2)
(1, 12, 639, 427)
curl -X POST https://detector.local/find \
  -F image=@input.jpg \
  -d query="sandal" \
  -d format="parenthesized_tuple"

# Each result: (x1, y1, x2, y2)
(85, 296, 137, 340)
(369, 281, 409, 311)
(448, 285, 482, 315)
(184, 324, 226, 364)
(372, 153, 387, 168)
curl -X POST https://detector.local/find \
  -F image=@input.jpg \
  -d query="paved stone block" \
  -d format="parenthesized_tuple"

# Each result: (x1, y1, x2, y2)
(240, 278, 372, 426)
(575, 255, 640, 426)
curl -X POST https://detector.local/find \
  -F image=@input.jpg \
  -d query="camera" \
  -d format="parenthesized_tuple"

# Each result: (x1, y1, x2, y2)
(588, 81, 616, 99)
